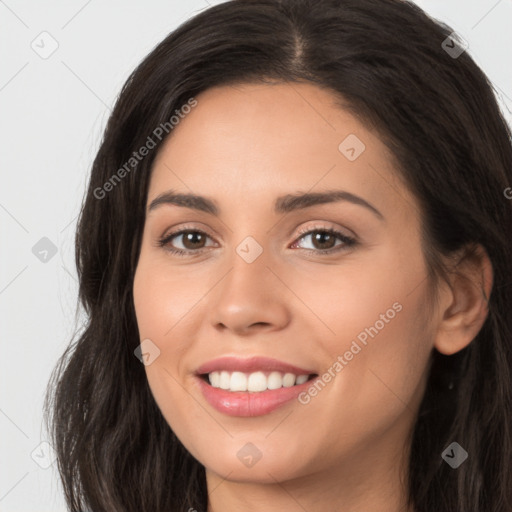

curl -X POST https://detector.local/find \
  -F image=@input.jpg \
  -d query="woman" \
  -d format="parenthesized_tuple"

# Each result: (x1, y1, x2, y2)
(44, 0, 512, 510)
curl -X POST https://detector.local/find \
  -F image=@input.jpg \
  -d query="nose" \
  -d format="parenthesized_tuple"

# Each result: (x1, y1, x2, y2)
(209, 250, 291, 336)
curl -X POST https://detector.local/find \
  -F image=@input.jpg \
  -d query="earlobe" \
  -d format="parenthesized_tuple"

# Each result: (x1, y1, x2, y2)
(433, 244, 493, 356)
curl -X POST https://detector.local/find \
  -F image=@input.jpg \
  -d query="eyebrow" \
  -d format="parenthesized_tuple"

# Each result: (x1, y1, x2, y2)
(147, 189, 384, 220)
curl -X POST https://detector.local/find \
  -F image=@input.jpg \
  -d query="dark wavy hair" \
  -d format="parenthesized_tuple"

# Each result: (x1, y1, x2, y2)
(43, 0, 512, 510)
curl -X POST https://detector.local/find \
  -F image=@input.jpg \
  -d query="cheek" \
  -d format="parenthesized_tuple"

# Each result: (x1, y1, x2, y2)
(133, 257, 206, 448)
(133, 252, 210, 346)
(298, 244, 433, 425)
(334, 295, 432, 451)
(288, 244, 427, 353)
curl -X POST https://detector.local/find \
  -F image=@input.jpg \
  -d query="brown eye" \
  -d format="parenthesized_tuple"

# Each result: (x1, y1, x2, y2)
(291, 227, 356, 254)
(178, 231, 207, 250)
(158, 226, 356, 257)
(309, 231, 337, 250)
(158, 228, 215, 256)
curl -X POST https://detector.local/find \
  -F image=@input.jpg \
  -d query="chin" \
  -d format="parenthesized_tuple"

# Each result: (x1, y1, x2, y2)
(204, 457, 304, 484)
(193, 436, 314, 484)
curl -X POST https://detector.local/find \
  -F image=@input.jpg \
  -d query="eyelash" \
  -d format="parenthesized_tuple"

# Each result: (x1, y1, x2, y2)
(157, 224, 357, 257)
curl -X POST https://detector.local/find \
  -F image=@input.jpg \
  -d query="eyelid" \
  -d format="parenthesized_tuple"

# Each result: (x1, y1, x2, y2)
(159, 220, 358, 242)
(157, 220, 358, 256)
(158, 223, 217, 247)
(160, 220, 355, 241)
(155, 223, 205, 247)
(294, 221, 356, 239)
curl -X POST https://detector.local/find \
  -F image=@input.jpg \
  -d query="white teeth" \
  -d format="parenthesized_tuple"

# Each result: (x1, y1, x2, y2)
(219, 371, 230, 390)
(207, 370, 311, 392)
(230, 371, 247, 391)
(296, 374, 309, 385)
(209, 371, 220, 388)
(267, 371, 283, 390)
(247, 371, 267, 392)
(282, 373, 296, 387)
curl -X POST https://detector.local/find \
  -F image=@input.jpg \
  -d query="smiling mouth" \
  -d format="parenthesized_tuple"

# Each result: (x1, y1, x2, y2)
(199, 371, 318, 393)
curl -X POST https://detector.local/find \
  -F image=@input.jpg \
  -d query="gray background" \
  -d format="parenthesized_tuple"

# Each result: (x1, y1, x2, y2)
(1, 0, 511, 510)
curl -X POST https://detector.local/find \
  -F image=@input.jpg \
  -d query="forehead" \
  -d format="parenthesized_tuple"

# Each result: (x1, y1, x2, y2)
(148, 82, 414, 219)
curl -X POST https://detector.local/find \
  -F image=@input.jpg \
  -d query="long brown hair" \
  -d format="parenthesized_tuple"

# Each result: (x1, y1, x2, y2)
(44, 1, 512, 510)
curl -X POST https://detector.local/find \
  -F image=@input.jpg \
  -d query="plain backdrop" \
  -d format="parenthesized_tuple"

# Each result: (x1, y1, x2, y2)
(1, 1, 511, 510)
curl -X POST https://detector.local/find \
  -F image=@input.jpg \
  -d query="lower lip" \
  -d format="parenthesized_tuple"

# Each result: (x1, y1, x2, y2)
(196, 375, 318, 417)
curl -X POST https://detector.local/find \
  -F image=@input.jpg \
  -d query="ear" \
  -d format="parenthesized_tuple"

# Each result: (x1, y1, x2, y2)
(434, 244, 494, 356)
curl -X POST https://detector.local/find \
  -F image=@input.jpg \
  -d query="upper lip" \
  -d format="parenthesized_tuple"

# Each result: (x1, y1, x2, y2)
(195, 356, 316, 376)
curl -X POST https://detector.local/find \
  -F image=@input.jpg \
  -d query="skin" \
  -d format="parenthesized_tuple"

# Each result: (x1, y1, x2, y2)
(132, 82, 492, 512)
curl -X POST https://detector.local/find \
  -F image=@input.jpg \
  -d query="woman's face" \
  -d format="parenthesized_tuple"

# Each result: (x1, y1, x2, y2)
(133, 82, 439, 486)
